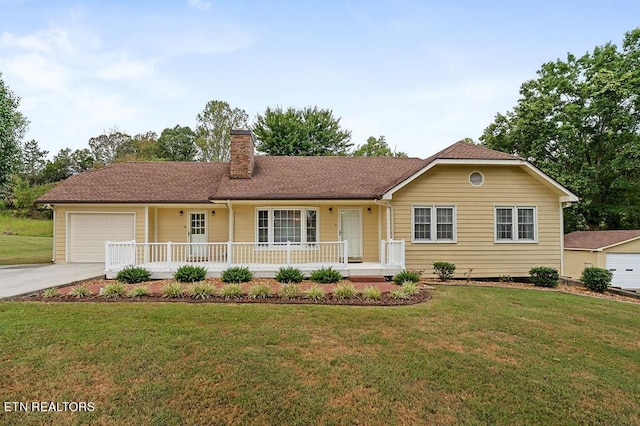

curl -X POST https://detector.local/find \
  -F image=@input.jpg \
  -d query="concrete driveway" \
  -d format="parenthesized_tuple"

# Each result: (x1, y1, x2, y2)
(0, 263, 104, 299)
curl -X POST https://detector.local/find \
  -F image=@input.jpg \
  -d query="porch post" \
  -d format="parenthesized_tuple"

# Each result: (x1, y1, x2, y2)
(227, 241, 233, 266)
(286, 241, 291, 265)
(166, 241, 172, 267)
(380, 240, 386, 266)
(105, 241, 111, 272)
(343, 240, 348, 267)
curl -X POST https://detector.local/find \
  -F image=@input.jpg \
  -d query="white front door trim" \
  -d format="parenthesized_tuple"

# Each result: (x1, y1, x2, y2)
(339, 208, 363, 260)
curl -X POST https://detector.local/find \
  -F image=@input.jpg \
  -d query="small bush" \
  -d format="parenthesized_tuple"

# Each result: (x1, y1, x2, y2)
(433, 262, 456, 281)
(163, 281, 185, 298)
(529, 266, 559, 288)
(333, 282, 357, 300)
(390, 289, 409, 299)
(280, 283, 302, 299)
(581, 267, 613, 293)
(101, 282, 127, 298)
(499, 275, 512, 283)
(248, 283, 272, 299)
(221, 266, 253, 283)
(129, 285, 151, 298)
(115, 266, 151, 284)
(361, 285, 382, 300)
(174, 265, 207, 283)
(401, 281, 419, 296)
(393, 269, 421, 285)
(305, 285, 326, 301)
(41, 288, 59, 298)
(275, 266, 305, 283)
(190, 282, 215, 299)
(309, 267, 342, 284)
(220, 283, 243, 299)
(69, 284, 91, 298)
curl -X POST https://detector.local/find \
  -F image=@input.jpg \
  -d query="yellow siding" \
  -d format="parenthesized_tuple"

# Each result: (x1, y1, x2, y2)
(606, 239, 640, 253)
(391, 164, 563, 278)
(155, 207, 229, 243)
(563, 250, 601, 279)
(53, 204, 145, 263)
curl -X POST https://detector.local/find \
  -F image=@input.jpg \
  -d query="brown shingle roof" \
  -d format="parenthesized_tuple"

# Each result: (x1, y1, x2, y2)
(564, 230, 640, 250)
(36, 141, 526, 204)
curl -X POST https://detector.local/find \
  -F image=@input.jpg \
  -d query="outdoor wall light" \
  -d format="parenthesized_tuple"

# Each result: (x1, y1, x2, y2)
(179, 210, 184, 216)
(329, 207, 333, 214)
(211, 210, 216, 217)
(367, 207, 372, 214)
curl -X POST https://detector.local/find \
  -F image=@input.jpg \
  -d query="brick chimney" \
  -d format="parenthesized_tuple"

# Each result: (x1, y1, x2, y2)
(229, 129, 254, 179)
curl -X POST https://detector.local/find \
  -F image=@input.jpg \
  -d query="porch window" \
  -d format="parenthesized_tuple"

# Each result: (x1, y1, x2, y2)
(495, 207, 536, 242)
(412, 206, 456, 242)
(256, 208, 318, 245)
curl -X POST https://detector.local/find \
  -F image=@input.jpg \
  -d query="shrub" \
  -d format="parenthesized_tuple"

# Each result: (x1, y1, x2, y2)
(69, 284, 91, 298)
(101, 282, 127, 298)
(309, 267, 342, 284)
(401, 281, 419, 296)
(275, 266, 305, 283)
(333, 282, 357, 300)
(280, 283, 302, 299)
(390, 289, 409, 299)
(499, 275, 512, 283)
(129, 285, 151, 298)
(581, 267, 613, 293)
(162, 281, 185, 298)
(305, 285, 326, 301)
(221, 266, 253, 283)
(174, 265, 207, 283)
(115, 266, 151, 284)
(220, 283, 243, 299)
(41, 288, 59, 299)
(190, 282, 215, 300)
(361, 285, 382, 300)
(248, 283, 272, 299)
(393, 269, 421, 285)
(529, 266, 559, 288)
(433, 262, 456, 281)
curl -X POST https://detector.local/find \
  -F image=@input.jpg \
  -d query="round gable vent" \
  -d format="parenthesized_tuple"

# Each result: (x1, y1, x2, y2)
(469, 171, 484, 187)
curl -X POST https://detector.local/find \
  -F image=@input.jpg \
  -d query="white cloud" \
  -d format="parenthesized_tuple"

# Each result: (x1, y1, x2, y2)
(188, 0, 211, 11)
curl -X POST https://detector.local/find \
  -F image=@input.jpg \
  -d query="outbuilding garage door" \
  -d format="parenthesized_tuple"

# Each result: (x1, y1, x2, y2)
(68, 213, 135, 262)
(606, 253, 640, 289)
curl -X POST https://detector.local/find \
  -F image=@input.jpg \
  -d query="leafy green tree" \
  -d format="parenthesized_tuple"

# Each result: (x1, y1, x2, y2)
(40, 148, 95, 183)
(481, 28, 640, 231)
(353, 136, 407, 157)
(195, 100, 248, 162)
(157, 125, 198, 161)
(115, 131, 159, 162)
(3, 174, 54, 218)
(18, 139, 48, 184)
(253, 106, 352, 156)
(0, 72, 29, 193)
(88, 127, 132, 165)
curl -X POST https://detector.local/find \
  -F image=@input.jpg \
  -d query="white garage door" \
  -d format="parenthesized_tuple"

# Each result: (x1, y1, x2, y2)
(68, 213, 135, 262)
(606, 253, 640, 289)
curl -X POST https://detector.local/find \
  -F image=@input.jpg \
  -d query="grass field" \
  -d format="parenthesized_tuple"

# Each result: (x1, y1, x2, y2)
(1, 286, 639, 425)
(0, 215, 53, 265)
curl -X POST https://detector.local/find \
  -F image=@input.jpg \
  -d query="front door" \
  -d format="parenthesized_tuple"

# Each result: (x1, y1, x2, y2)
(188, 212, 207, 259)
(339, 209, 363, 260)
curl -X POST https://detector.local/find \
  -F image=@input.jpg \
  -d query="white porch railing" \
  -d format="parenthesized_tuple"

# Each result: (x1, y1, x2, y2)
(380, 239, 405, 267)
(105, 240, 350, 271)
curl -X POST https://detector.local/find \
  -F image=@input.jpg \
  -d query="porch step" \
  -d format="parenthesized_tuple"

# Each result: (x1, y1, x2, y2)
(349, 275, 387, 283)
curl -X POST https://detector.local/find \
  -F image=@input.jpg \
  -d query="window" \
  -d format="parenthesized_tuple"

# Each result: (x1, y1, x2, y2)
(495, 207, 536, 242)
(256, 208, 318, 245)
(412, 206, 456, 242)
(469, 171, 484, 186)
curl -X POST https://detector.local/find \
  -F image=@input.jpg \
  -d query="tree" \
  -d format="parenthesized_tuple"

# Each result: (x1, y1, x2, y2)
(353, 135, 407, 157)
(253, 106, 352, 156)
(0, 72, 29, 193)
(18, 139, 48, 184)
(157, 125, 198, 161)
(115, 131, 159, 162)
(88, 127, 132, 165)
(40, 148, 95, 183)
(195, 100, 248, 162)
(480, 28, 640, 231)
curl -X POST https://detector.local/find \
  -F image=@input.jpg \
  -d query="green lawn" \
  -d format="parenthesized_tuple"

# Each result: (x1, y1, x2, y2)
(0, 215, 53, 265)
(1, 286, 639, 425)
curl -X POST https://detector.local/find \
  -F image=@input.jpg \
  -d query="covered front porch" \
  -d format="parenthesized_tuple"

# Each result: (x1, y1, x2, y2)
(105, 240, 405, 279)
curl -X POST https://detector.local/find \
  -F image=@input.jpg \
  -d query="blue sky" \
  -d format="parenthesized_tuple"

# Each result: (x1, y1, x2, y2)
(1, 0, 639, 158)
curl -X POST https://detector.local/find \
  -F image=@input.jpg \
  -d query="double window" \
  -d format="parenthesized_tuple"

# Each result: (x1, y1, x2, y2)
(257, 208, 317, 245)
(412, 206, 456, 242)
(495, 207, 536, 242)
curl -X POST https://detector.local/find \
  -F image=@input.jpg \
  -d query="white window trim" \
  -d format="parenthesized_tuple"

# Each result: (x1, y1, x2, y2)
(411, 205, 457, 243)
(469, 171, 484, 187)
(494, 206, 538, 243)
(255, 207, 319, 249)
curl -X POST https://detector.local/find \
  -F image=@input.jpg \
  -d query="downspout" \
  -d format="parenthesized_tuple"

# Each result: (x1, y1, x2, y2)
(144, 206, 149, 244)
(154, 208, 158, 242)
(374, 199, 392, 241)
(559, 200, 564, 276)
(227, 200, 234, 241)
(51, 205, 56, 263)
